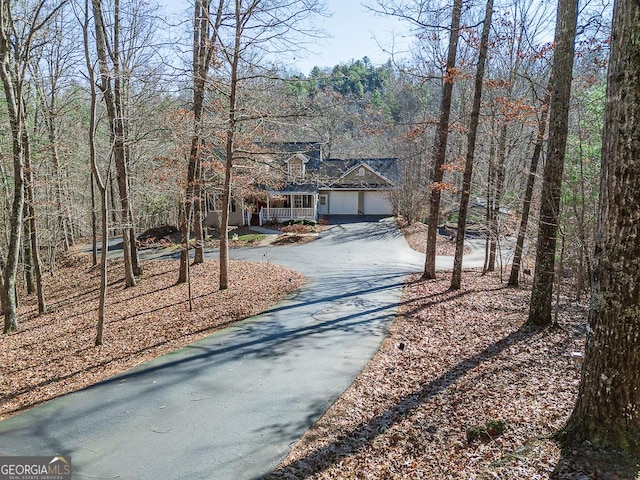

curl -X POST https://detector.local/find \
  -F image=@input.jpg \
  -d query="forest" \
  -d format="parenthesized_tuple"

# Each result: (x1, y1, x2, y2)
(0, 0, 638, 478)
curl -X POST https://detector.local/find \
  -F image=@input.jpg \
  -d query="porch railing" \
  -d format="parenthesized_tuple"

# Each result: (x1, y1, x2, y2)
(260, 207, 315, 222)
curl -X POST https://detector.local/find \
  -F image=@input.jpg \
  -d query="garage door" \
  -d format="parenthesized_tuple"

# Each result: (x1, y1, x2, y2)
(330, 191, 358, 215)
(364, 191, 393, 215)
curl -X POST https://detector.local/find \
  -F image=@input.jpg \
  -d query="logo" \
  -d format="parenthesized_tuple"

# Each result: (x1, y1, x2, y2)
(0, 456, 71, 480)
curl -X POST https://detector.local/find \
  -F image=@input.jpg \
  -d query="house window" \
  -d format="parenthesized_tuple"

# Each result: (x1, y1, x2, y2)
(358, 167, 365, 177)
(319, 196, 326, 206)
(289, 161, 303, 180)
(293, 195, 312, 208)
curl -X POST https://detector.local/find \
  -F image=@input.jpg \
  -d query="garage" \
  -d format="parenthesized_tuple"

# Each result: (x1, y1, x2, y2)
(329, 191, 358, 215)
(363, 191, 394, 215)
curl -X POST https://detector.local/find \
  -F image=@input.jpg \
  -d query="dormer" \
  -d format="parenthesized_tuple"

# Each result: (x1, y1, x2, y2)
(286, 153, 309, 181)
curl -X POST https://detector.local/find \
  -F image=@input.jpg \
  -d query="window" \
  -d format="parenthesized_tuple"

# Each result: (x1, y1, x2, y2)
(319, 195, 327, 206)
(358, 167, 365, 177)
(289, 159, 304, 180)
(293, 195, 312, 208)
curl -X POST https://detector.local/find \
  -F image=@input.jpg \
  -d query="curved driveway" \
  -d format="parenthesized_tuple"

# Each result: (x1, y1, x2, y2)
(0, 217, 484, 479)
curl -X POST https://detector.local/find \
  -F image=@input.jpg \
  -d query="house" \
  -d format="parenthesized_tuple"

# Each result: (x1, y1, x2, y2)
(204, 142, 398, 228)
(315, 157, 398, 217)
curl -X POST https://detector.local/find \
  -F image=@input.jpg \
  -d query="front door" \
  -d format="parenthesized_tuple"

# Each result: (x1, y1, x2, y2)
(318, 194, 328, 215)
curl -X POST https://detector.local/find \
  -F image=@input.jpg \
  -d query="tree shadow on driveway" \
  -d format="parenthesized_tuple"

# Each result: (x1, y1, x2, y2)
(264, 322, 543, 479)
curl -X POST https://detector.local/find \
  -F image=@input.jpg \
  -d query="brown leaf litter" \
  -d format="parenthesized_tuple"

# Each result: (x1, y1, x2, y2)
(0, 256, 304, 421)
(267, 271, 639, 479)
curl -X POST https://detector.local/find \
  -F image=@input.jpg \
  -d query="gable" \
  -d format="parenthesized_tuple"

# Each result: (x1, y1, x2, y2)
(340, 163, 390, 186)
(333, 159, 398, 187)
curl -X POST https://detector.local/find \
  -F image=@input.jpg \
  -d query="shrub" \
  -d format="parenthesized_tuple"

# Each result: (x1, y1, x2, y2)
(282, 224, 316, 234)
(283, 218, 317, 226)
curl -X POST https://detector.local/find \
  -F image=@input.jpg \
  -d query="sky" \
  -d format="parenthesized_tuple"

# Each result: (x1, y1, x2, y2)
(158, 0, 412, 75)
(288, 0, 411, 73)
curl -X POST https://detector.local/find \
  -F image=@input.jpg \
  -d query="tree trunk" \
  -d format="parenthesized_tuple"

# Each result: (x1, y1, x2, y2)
(83, 0, 109, 346)
(450, 0, 493, 290)
(528, 0, 578, 326)
(563, 0, 640, 454)
(488, 123, 507, 271)
(508, 86, 550, 287)
(91, 171, 98, 266)
(95, 181, 109, 346)
(219, 0, 242, 291)
(92, 0, 136, 287)
(179, 0, 223, 281)
(22, 203, 35, 295)
(0, 2, 25, 333)
(423, 0, 463, 279)
(483, 121, 496, 275)
(177, 200, 189, 285)
(46, 99, 73, 251)
(23, 118, 46, 314)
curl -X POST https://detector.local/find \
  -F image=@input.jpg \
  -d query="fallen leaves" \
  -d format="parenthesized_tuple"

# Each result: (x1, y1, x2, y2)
(0, 256, 304, 421)
(267, 271, 638, 479)
(396, 218, 466, 256)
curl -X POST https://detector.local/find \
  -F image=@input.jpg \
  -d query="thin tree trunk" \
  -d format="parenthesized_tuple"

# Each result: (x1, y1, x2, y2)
(92, 0, 136, 287)
(83, 0, 109, 346)
(109, 174, 118, 227)
(508, 86, 550, 286)
(193, 159, 204, 264)
(488, 123, 507, 271)
(22, 204, 34, 295)
(177, 199, 189, 284)
(483, 121, 496, 275)
(91, 171, 98, 266)
(528, 0, 578, 326)
(220, 0, 242, 291)
(23, 117, 46, 313)
(179, 0, 224, 281)
(423, 0, 463, 279)
(95, 179, 109, 346)
(450, 0, 493, 290)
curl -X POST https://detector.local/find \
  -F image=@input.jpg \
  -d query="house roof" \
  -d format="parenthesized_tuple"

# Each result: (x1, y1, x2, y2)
(271, 142, 322, 167)
(269, 182, 318, 195)
(265, 142, 399, 193)
(318, 158, 399, 186)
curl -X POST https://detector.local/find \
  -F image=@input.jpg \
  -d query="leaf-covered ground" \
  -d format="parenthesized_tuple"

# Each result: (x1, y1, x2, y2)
(268, 271, 639, 479)
(0, 255, 304, 421)
(398, 218, 470, 256)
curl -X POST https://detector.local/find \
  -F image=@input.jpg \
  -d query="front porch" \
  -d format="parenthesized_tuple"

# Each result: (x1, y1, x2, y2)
(259, 193, 317, 225)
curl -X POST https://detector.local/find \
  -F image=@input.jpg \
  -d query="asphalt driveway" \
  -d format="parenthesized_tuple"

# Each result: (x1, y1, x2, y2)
(0, 217, 478, 479)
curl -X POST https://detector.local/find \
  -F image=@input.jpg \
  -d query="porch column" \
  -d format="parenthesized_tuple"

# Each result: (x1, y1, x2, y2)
(290, 194, 294, 219)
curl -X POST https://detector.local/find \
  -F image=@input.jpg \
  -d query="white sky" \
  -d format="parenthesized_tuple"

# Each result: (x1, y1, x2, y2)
(157, 0, 411, 74)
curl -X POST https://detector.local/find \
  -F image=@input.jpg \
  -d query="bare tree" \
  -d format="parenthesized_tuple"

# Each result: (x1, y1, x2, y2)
(78, 0, 110, 345)
(508, 83, 550, 287)
(30, 6, 78, 253)
(178, 0, 224, 284)
(91, 0, 142, 287)
(212, 0, 324, 290)
(423, 0, 462, 279)
(528, 0, 579, 326)
(0, 0, 64, 332)
(450, 0, 493, 290)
